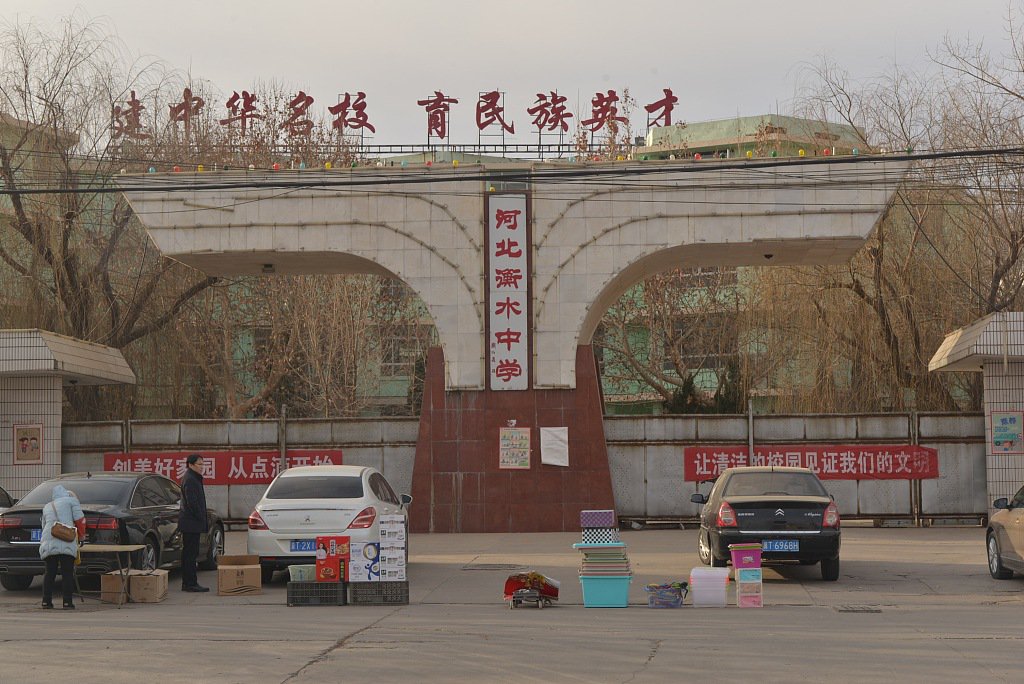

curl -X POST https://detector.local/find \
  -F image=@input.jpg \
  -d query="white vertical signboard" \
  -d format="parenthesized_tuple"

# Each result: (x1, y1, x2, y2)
(488, 194, 529, 390)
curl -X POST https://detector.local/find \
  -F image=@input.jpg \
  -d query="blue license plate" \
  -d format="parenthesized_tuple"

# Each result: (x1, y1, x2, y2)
(30, 529, 42, 542)
(290, 539, 315, 553)
(762, 539, 799, 552)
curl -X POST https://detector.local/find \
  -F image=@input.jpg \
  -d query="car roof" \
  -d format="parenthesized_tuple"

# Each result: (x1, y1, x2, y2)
(277, 465, 370, 478)
(721, 466, 815, 475)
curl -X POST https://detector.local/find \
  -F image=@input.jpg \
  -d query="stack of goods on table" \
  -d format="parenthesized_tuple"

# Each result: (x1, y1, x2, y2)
(573, 509, 632, 608)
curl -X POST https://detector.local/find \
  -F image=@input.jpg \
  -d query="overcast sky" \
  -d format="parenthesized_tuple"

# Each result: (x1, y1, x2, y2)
(5, 1, 1019, 145)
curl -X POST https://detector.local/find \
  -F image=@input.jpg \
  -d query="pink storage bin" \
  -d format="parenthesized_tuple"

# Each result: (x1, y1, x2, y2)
(728, 543, 762, 569)
(580, 509, 617, 528)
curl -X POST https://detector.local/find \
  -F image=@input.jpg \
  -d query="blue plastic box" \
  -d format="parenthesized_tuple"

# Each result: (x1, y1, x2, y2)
(580, 575, 631, 608)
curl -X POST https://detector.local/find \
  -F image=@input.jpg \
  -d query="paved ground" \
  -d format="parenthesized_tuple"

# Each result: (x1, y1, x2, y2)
(1, 526, 1022, 683)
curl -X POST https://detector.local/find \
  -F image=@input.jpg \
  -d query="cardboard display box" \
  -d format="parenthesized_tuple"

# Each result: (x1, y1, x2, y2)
(217, 554, 262, 596)
(128, 569, 168, 603)
(100, 571, 128, 605)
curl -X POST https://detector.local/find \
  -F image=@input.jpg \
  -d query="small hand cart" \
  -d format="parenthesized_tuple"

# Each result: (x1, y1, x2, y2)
(504, 572, 559, 609)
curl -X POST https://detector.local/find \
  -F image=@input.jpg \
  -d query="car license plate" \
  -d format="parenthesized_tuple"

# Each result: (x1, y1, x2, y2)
(30, 529, 42, 542)
(290, 539, 315, 553)
(762, 539, 799, 552)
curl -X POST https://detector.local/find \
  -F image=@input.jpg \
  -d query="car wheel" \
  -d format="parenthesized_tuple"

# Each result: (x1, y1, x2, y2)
(710, 552, 727, 568)
(0, 573, 33, 591)
(261, 565, 276, 584)
(199, 525, 224, 571)
(697, 529, 712, 566)
(821, 556, 840, 581)
(987, 533, 1014, 579)
(134, 536, 159, 572)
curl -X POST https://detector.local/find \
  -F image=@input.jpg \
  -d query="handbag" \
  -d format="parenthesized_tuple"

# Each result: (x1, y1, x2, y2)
(51, 522, 77, 542)
(46, 503, 78, 542)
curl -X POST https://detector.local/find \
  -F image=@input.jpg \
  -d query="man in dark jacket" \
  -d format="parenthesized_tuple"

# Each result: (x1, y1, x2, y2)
(179, 454, 210, 592)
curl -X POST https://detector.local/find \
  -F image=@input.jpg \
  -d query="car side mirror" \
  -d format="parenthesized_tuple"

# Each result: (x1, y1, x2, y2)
(690, 493, 707, 505)
(10, 499, 17, 506)
(400, 493, 413, 507)
(993, 497, 1010, 510)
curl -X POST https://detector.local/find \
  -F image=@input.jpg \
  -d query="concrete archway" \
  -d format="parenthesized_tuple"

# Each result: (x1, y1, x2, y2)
(120, 158, 909, 531)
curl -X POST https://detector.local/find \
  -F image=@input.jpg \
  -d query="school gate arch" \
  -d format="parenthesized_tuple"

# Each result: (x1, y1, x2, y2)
(119, 158, 909, 532)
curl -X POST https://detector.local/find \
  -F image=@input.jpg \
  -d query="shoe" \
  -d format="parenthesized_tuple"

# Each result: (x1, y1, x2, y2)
(182, 584, 210, 593)
(41, 602, 54, 609)
(62, 602, 76, 610)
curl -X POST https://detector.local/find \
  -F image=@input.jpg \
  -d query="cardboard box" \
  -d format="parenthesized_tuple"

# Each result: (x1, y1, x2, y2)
(348, 542, 380, 582)
(315, 535, 349, 582)
(128, 569, 168, 603)
(217, 554, 262, 596)
(100, 571, 129, 605)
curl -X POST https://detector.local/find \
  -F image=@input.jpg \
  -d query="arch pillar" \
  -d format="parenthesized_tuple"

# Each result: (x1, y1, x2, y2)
(409, 345, 613, 532)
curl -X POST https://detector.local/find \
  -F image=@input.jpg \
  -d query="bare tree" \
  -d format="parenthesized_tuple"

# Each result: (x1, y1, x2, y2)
(0, 17, 221, 419)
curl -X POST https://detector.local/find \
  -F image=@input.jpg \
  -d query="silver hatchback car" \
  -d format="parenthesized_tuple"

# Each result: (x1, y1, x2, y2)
(987, 484, 1024, 579)
(247, 465, 411, 582)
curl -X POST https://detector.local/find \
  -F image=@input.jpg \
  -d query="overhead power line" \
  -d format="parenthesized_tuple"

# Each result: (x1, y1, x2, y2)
(3, 146, 1024, 196)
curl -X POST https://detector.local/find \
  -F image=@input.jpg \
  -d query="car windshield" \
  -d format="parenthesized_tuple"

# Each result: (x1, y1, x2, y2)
(265, 475, 364, 499)
(723, 472, 827, 497)
(18, 479, 132, 506)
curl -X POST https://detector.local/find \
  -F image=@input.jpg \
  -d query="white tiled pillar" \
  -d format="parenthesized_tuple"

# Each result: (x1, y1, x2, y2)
(0, 376, 62, 498)
(982, 361, 1024, 505)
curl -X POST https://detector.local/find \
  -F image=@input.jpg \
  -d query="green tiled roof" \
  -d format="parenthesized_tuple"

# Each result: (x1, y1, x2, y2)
(646, 114, 864, 150)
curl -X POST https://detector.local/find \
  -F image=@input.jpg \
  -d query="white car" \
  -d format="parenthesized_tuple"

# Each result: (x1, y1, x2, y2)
(247, 465, 411, 582)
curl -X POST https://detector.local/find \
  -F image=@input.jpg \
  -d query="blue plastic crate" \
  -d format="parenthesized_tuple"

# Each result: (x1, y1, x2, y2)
(580, 575, 631, 608)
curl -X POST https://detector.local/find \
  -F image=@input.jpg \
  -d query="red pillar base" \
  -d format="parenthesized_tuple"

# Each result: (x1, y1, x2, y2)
(409, 346, 615, 533)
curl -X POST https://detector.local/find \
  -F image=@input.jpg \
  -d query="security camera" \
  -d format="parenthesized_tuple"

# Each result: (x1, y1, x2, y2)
(764, 254, 774, 260)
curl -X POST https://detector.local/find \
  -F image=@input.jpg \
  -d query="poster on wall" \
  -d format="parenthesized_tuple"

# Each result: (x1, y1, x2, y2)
(540, 427, 569, 467)
(991, 411, 1024, 454)
(499, 427, 531, 469)
(12, 424, 43, 465)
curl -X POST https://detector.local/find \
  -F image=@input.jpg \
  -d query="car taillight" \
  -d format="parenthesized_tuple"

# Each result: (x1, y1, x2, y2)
(0, 516, 21, 528)
(823, 502, 840, 528)
(716, 502, 738, 527)
(248, 510, 268, 530)
(347, 506, 377, 529)
(85, 515, 119, 530)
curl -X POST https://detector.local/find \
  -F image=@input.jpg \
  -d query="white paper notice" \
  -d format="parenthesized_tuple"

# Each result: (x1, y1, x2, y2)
(540, 427, 569, 467)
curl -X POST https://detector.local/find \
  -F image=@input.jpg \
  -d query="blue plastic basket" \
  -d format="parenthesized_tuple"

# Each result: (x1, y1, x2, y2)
(580, 575, 631, 608)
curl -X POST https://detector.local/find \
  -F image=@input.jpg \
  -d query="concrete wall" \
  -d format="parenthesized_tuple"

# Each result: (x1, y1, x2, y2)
(0, 376, 62, 498)
(51, 412, 986, 521)
(604, 413, 986, 519)
(60, 418, 418, 520)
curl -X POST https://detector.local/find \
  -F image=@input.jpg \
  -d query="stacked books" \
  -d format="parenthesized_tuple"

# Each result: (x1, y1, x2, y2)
(578, 546, 631, 576)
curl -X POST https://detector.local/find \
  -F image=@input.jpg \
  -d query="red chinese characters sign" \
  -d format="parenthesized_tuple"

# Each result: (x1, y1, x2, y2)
(103, 449, 343, 485)
(488, 195, 529, 390)
(112, 86, 682, 141)
(683, 445, 939, 482)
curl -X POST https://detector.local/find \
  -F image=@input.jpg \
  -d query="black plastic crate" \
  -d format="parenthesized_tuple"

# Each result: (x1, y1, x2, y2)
(348, 581, 409, 605)
(287, 581, 346, 606)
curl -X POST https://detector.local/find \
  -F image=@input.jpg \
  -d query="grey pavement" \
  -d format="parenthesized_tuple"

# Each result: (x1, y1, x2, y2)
(1, 526, 1022, 684)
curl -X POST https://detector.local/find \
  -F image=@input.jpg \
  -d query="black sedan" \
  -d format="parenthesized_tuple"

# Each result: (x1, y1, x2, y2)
(0, 484, 14, 514)
(0, 472, 223, 591)
(691, 466, 842, 581)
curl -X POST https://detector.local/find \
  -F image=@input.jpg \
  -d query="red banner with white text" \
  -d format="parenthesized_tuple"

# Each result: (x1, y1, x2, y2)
(683, 445, 939, 482)
(103, 449, 343, 485)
